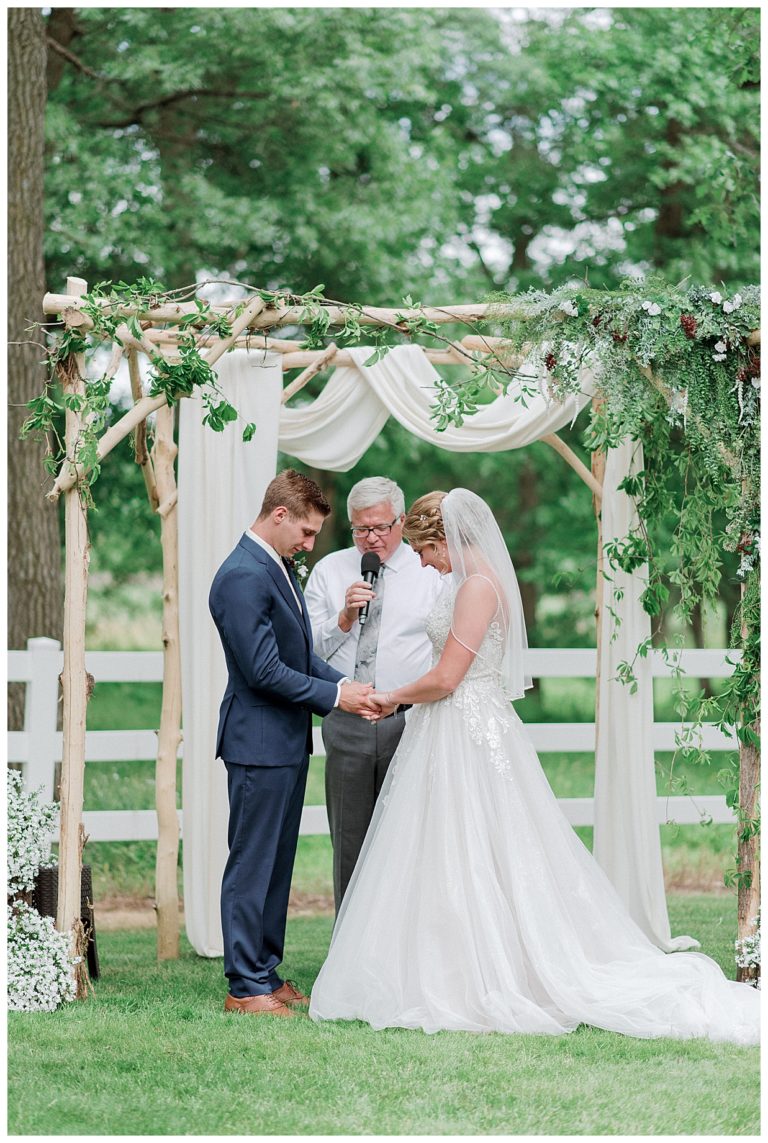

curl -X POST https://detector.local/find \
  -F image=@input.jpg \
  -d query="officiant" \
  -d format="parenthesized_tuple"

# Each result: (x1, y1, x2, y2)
(305, 477, 443, 911)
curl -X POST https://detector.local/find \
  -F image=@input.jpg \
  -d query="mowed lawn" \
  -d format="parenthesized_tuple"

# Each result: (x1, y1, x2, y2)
(7, 897, 760, 1136)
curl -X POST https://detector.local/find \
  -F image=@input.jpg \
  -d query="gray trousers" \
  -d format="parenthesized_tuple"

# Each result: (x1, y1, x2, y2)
(322, 707, 407, 912)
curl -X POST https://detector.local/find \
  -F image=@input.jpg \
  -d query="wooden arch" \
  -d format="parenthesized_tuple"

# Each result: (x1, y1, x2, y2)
(41, 277, 759, 974)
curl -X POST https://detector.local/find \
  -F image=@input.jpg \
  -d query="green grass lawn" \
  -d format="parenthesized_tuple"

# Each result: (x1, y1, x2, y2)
(7, 897, 759, 1136)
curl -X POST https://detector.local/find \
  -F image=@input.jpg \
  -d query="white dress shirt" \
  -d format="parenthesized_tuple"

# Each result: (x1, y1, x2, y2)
(304, 542, 445, 693)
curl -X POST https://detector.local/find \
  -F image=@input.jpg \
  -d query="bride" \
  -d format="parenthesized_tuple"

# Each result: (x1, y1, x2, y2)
(309, 488, 759, 1044)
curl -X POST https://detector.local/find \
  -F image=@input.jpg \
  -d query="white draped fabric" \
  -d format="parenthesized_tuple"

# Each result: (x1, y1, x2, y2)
(594, 442, 697, 951)
(178, 352, 283, 957)
(178, 343, 683, 955)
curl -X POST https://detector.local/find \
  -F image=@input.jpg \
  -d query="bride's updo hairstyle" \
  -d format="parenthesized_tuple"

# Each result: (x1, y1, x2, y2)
(403, 491, 448, 548)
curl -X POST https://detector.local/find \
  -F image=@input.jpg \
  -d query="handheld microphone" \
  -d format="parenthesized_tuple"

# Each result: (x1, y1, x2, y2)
(359, 552, 381, 626)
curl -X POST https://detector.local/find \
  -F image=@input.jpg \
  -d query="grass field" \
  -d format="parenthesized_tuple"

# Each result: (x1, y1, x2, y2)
(7, 897, 759, 1136)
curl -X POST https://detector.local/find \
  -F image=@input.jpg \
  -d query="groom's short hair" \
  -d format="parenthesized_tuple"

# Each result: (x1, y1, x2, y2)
(258, 468, 331, 520)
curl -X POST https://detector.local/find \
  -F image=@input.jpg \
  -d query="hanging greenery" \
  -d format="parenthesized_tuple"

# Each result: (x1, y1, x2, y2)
(434, 278, 759, 879)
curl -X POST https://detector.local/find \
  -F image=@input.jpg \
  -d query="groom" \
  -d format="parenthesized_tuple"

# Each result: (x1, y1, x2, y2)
(209, 469, 376, 1017)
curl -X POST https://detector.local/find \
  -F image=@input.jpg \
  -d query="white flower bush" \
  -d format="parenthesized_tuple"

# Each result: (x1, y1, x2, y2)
(7, 770, 57, 895)
(7, 770, 76, 1012)
(7, 904, 77, 1012)
(735, 911, 760, 988)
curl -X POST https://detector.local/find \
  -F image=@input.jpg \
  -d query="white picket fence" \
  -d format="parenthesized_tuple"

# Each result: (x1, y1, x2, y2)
(8, 637, 739, 842)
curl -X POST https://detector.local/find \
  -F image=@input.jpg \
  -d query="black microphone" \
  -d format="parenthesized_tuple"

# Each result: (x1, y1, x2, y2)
(359, 552, 381, 627)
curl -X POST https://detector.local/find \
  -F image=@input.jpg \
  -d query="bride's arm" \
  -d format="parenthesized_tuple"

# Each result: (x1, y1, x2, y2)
(374, 577, 498, 708)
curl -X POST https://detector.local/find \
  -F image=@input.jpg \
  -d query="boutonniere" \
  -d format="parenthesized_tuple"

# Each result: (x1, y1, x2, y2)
(286, 555, 309, 589)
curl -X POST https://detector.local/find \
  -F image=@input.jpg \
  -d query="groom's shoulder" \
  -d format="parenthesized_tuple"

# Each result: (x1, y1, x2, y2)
(213, 537, 268, 586)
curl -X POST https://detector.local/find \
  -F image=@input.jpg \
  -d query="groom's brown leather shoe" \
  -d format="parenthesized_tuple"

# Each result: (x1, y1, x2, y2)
(224, 992, 295, 1017)
(271, 979, 310, 1007)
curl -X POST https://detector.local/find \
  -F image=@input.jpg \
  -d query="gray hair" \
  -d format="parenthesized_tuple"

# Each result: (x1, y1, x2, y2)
(347, 476, 405, 520)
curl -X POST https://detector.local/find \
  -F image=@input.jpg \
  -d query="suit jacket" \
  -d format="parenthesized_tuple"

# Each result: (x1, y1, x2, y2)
(209, 535, 344, 766)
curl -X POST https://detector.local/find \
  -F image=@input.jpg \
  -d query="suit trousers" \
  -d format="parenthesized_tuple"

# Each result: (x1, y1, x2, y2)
(221, 758, 309, 997)
(322, 707, 407, 912)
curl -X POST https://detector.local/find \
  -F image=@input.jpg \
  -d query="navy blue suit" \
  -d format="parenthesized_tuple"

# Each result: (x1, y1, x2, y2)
(209, 535, 344, 996)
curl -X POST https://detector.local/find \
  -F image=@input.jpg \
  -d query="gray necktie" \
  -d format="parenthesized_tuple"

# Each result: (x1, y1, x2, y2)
(353, 565, 385, 685)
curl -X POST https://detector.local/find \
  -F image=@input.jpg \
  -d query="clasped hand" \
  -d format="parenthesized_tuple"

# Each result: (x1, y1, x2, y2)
(339, 683, 399, 722)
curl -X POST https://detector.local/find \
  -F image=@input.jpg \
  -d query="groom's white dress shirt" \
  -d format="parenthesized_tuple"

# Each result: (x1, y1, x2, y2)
(305, 541, 444, 693)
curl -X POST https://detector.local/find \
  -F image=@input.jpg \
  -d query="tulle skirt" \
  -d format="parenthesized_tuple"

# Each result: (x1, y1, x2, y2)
(309, 686, 760, 1043)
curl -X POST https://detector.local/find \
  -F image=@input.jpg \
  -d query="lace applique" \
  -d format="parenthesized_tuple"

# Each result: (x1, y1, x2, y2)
(447, 679, 514, 779)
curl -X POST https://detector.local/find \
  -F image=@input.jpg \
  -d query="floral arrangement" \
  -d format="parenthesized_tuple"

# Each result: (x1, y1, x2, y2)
(7, 904, 76, 1012)
(736, 909, 758, 982)
(7, 769, 57, 895)
(7, 770, 76, 1012)
(735, 911, 760, 988)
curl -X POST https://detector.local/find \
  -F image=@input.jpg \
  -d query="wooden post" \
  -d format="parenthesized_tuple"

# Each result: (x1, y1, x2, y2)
(591, 398, 607, 747)
(152, 403, 182, 959)
(736, 576, 760, 980)
(55, 277, 91, 986)
(127, 348, 160, 511)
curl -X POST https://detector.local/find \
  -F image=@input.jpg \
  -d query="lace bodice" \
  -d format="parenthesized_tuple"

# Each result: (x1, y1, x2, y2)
(426, 580, 505, 686)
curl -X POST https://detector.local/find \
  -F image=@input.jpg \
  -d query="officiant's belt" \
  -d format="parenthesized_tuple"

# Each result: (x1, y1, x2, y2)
(383, 704, 412, 719)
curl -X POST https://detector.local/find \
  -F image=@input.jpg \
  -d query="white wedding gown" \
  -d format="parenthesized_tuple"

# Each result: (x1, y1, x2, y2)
(310, 585, 760, 1044)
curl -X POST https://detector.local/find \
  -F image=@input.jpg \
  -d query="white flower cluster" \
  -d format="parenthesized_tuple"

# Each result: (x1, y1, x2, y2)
(709, 290, 743, 314)
(558, 299, 579, 317)
(641, 300, 662, 316)
(7, 770, 56, 895)
(7, 903, 76, 1012)
(712, 340, 728, 363)
(735, 911, 760, 988)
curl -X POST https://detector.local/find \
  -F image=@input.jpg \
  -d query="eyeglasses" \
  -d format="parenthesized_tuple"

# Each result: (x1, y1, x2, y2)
(350, 518, 400, 539)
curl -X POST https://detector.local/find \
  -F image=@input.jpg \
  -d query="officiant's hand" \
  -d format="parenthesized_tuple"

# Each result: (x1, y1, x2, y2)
(338, 580, 376, 633)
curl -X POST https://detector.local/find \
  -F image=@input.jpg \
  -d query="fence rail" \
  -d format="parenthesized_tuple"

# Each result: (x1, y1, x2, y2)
(8, 638, 740, 841)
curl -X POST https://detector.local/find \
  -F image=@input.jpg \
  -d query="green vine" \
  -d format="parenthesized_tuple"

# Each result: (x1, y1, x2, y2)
(444, 278, 759, 877)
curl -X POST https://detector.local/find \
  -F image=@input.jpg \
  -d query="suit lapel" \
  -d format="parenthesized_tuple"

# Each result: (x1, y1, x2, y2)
(241, 538, 310, 646)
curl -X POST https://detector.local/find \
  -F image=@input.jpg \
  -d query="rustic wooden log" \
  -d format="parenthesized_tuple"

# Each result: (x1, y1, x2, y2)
(127, 348, 159, 511)
(42, 293, 518, 330)
(55, 278, 90, 968)
(281, 342, 338, 404)
(201, 295, 266, 366)
(591, 398, 607, 751)
(541, 434, 602, 500)
(151, 403, 182, 961)
(735, 520, 760, 976)
(47, 392, 169, 501)
(736, 715, 760, 980)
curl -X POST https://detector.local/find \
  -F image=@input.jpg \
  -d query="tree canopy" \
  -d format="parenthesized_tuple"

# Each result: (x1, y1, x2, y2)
(45, 7, 759, 296)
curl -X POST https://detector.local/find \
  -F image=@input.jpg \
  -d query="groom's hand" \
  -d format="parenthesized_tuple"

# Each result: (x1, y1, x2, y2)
(338, 681, 378, 716)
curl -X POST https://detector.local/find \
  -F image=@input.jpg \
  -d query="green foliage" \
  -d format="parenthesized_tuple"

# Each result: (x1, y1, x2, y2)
(436, 277, 759, 851)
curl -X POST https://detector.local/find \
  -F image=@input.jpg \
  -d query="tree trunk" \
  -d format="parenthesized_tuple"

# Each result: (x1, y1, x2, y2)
(8, 9, 63, 729)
